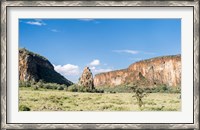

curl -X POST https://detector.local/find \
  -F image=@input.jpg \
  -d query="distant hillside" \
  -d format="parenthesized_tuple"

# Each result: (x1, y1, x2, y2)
(94, 55, 181, 88)
(19, 48, 73, 86)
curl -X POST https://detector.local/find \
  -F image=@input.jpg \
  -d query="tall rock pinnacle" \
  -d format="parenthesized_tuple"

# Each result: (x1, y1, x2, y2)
(78, 67, 94, 89)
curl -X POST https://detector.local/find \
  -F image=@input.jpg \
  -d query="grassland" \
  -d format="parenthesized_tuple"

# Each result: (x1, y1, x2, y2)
(19, 87, 181, 111)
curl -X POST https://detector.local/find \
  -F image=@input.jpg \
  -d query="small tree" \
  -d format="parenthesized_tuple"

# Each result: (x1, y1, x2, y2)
(130, 85, 148, 110)
(37, 80, 44, 88)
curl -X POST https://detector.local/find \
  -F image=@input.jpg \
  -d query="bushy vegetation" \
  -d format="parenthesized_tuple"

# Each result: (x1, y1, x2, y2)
(98, 85, 133, 93)
(19, 80, 32, 87)
(19, 80, 104, 93)
(19, 80, 180, 94)
(19, 87, 181, 111)
(67, 84, 104, 93)
(146, 85, 181, 93)
(97, 84, 181, 93)
(19, 80, 68, 91)
(19, 104, 31, 111)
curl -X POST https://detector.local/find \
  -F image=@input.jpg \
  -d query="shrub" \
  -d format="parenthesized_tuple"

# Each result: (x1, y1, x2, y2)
(67, 84, 78, 92)
(170, 87, 181, 93)
(32, 85, 39, 90)
(19, 81, 25, 87)
(43, 83, 61, 90)
(77, 86, 85, 92)
(43, 83, 52, 89)
(25, 81, 31, 87)
(57, 86, 64, 90)
(37, 80, 44, 88)
(19, 105, 31, 111)
(64, 87, 68, 91)
(19, 81, 31, 87)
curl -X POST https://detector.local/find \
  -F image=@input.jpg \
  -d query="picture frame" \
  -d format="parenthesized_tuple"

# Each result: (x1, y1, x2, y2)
(1, 0, 199, 129)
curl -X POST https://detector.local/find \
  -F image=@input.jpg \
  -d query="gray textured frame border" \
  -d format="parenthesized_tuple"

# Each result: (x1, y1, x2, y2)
(1, 1, 199, 129)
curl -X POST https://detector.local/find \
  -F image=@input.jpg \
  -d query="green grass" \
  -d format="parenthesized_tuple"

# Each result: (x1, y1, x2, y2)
(19, 87, 181, 111)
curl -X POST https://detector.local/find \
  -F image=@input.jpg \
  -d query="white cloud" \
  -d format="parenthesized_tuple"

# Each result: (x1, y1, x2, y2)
(89, 59, 100, 66)
(26, 20, 46, 26)
(113, 50, 139, 54)
(53, 64, 79, 76)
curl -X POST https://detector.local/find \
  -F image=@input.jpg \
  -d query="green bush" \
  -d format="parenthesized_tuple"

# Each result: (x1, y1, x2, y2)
(43, 83, 52, 89)
(67, 84, 78, 92)
(77, 86, 84, 92)
(32, 85, 39, 90)
(42, 83, 62, 90)
(19, 80, 69, 91)
(19, 81, 31, 87)
(57, 86, 64, 90)
(25, 81, 31, 87)
(37, 80, 44, 88)
(19, 81, 25, 87)
(19, 105, 31, 111)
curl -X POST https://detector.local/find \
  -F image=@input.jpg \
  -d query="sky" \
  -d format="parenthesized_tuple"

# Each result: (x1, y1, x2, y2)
(19, 19, 181, 83)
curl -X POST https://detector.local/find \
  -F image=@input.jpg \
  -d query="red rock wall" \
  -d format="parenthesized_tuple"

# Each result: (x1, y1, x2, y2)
(94, 55, 181, 87)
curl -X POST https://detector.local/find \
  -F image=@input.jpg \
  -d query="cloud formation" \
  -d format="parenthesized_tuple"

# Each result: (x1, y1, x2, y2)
(26, 20, 46, 26)
(89, 59, 100, 66)
(88, 59, 112, 74)
(113, 50, 139, 54)
(53, 64, 79, 76)
(78, 19, 100, 24)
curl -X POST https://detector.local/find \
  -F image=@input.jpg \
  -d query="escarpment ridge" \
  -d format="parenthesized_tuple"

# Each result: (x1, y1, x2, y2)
(94, 55, 181, 88)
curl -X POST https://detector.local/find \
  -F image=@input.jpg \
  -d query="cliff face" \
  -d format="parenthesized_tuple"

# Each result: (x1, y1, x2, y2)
(19, 48, 73, 86)
(94, 55, 181, 88)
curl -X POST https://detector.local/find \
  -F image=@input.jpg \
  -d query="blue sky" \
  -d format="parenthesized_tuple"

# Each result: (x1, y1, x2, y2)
(19, 19, 181, 83)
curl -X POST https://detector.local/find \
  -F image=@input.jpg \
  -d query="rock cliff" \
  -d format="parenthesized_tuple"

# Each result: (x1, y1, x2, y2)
(78, 67, 94, 89)
(94, 55, 181, 88)
(19, 48, 73, 86)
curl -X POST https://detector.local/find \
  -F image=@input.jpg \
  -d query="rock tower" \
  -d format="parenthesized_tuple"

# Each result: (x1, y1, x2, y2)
(78, 67, 94, 89)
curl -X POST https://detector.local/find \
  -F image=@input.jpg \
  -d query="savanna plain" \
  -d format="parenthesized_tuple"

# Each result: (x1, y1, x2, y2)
(19, 86, 181, 111)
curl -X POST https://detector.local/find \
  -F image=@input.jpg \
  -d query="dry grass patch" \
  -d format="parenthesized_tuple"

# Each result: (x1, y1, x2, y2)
(19, 87, 181, 111)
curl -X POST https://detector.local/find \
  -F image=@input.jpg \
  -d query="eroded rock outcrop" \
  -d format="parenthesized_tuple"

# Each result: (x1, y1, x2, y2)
(78, 67, 94, 89)
(19, 48, 73, 86)
(94, 55, 181, 88)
